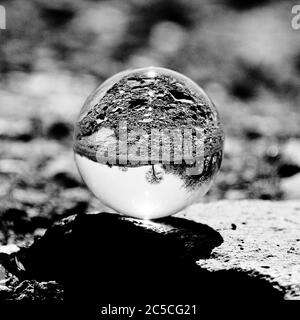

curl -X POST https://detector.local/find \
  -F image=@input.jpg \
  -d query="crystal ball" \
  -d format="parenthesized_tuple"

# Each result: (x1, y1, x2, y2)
(74, 67, 224, 219)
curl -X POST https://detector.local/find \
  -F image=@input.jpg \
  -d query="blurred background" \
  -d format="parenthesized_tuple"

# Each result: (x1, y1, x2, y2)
(0, 0, 299, 246)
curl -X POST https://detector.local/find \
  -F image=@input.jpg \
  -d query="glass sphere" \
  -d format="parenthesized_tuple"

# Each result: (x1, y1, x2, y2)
(74, 67, 224, 219)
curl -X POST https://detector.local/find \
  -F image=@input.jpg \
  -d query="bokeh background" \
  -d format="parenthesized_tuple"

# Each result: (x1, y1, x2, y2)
(0, 0, 300, 247)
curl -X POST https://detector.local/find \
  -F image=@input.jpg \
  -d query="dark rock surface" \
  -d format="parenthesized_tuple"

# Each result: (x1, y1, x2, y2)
(11, 280, 63, 302)
(1, 213, 223, 305)
(1, 208, 292, 308)
(14, 212, 223, 272)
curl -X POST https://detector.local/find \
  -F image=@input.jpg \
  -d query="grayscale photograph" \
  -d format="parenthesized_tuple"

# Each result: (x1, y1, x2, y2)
(0, 0, 299, 318)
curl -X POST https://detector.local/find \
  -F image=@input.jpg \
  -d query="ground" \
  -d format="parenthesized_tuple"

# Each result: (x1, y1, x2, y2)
(181, 200, 300, 299)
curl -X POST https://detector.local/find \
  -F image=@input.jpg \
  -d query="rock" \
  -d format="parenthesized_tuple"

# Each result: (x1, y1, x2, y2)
(181, 200, 300, 299)
(2, 201, 299, 304)
(4, 213, 223, 305)
(0, 261, 62, 302)
(0, 263, 18, 300)
(12, 280, 63, 302)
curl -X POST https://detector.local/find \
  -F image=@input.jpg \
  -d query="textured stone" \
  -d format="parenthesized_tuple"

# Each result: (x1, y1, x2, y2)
(13, 212, 223, 273)
(12, 280, 63, 302)
(2, 201, 299, 303)
(180, 200, 300, 299)
(3, 212, 223, 304)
